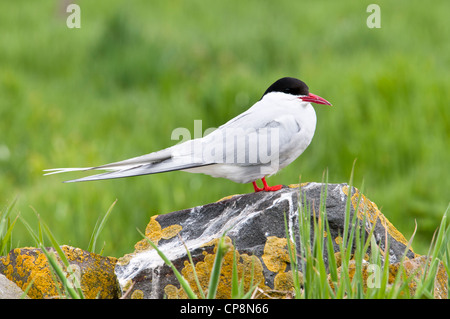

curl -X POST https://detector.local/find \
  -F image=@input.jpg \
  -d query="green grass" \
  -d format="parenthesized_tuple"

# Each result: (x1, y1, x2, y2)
(0, 198, 18, 256)
(0, 1, 449, 258)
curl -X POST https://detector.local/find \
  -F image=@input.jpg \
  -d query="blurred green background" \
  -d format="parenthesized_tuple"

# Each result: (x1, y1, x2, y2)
(1, 1, 448, 257)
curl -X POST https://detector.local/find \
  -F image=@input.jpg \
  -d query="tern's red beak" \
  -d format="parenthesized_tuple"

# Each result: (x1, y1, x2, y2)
(300, 93, 332, 106)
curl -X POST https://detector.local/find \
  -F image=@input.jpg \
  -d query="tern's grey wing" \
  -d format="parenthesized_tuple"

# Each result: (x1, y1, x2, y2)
(199, 113, 302, 167)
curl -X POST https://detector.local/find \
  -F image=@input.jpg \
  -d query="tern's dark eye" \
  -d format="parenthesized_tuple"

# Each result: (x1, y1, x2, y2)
(283, 87, 300, 95)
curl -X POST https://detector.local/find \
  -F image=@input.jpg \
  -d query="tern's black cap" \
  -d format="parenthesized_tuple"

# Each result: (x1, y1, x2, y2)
(262, 77, 309, 98)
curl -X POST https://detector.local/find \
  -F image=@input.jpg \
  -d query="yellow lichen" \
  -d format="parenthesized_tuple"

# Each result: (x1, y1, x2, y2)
(332, 255, 448, 298)
(161, 224, 183, 240)
(165, 236, 269, 299)
(3, 248, 60, 298)
(261, 236, 290, 273)
(0, 246, 118, 299)
(116, 253, 134, 267)
(260, 236, 306, 296)
(134, 215, 183, 252)
(164, 235, 306, 298)
(341, 185, 413, 253)
(216, 194, 241, 202)
(274, 270, 303, 292)
(288, 182, 310, 188)
(164, 284, 179, 299)
(131, 289, 144, 299)
(1, 253, 10, 266)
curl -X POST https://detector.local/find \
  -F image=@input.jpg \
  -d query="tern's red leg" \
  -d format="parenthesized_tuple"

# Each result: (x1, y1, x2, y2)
(252, 181, 264, 192)
(261, 177, 282, 191)
(252, 177, 282, 192)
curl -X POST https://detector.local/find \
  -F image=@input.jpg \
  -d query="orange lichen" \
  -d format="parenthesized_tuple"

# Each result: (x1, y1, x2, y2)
(0, 246, 119, 299)
(0, 247, 61, 298)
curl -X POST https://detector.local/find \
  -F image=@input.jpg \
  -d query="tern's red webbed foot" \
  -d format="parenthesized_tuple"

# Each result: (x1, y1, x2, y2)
(252, 177, 283, 192)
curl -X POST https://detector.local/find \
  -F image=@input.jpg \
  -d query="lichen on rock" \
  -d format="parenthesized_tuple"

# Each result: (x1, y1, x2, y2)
(164, 236, 270, 299)
(0, 245, 120, 299)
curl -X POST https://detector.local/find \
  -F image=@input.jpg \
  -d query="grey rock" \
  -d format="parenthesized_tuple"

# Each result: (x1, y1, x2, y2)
(115, 182, 415, 299)
(0, 245, 120, 299)
(0, 274, 29, 299)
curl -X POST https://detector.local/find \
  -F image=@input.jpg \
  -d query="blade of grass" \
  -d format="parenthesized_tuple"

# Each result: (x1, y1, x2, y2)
(430, 204, 450, 259)
(315, 174, 336, 298)
(0, 197, 18, 255)
(207, 232, 230, 299)
(178, 233, 206, 299)
(413, 204, 450, 298)
(386, 220, 419, 298)
(335, 159, 361, 298)
(231, 247, 240, 299)
(39, 217, 84, 298)
(297, 188, 312, 298)
(28, 206, 44, 245)
(325, 217, 338, 292)
(19, 215, 40, 245)
(445, 239, 450, 295)
(20, 278, 34, 299)
(232, 253, 260, 299)
(22, 209, 84, 298)
(377, 242, 391, 298)
(137, 228, 198, 299)
(38, 243, 82, 299)
(0, 215, 18, 255)
(240, 257, 259, 299)
(88, 199, 117, 253)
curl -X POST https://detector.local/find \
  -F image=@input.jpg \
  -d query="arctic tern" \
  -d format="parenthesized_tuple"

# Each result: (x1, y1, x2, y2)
(44, 77, 332, 192)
